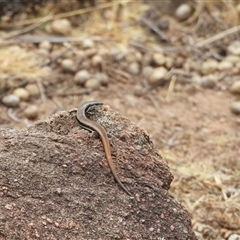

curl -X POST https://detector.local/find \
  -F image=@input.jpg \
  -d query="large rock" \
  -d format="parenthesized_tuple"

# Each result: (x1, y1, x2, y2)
(0, 104, 196, 239)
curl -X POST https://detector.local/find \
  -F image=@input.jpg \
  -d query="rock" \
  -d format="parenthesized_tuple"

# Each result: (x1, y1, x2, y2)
(228, 41, 240, 55)
(200, 76, 217, 89)
(134, 84, 145, 96)
(230, 81, 240, 94)
(152, 53, 166, 66)
(225, 55, 240, 64)
(24, 105, 38, 119)
(228, 233, 240, 240)
(84, 78, 101, 89)
(82, 39, 95, 49)
(175, 3, 193, 21)
(148, 67, 168, 86)
(128, 62, 140, 75)
(2, 94, 20, 107)
(51, 19, 71, 35)
(74, 70, 91, 85)
(13, 88, 30, 101)
(39, 40, 52, 52)
(165, 57, 174, 69)
(230, 101, 240, 114)
(85, 48, 97, 58)
(61, 59, 76, 72)
(95, 72, 109, 86)
(201, 59, 218, 75)
(217, 61, 233, 71)
(25, 84, 40, 98)
(142, 66, 153, 78)
(91, 55, 102, 68)
(0, 106, 197, 239)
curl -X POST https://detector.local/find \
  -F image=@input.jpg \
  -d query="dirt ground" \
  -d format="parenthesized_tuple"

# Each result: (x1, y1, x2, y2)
(0, 1, 240, 239)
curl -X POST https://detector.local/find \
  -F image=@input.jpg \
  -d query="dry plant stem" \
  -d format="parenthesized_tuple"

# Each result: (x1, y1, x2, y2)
(196, 25, 240, 47)
(47, 89, 91, 97)
(166, 75, 177, 102)
(140, 17, 170, 42)
(36, 78, 46, 103)
(0, 2, 124, 28)
(7, 108, 20, 122)
(16, 35, 113, 43)
(3, 15, 52, 39)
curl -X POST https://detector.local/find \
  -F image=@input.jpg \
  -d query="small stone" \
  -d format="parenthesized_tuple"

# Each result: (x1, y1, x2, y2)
(200, 76, 217, 89)
(230, 101, 240, 114)
(92, 55, 102, 67)
(35, 48, 49, 57)
(228, 41, 240, 55)
(148, 67, 168, 86)
(95, 73, 109, 86)
(228, 233, 240, 240)
(74, 70, 91, 85)
(217, 61, 233, 71)
(175, 3, 192, 21)
(61, 59, 76, 72)
(2, 94, 20, 107)
(152, 53, 166, 66)
(84, 78, 101, 90)
(142, 53, 152, 65)
(128, 62, 140, 75)
(142, 66, 153, 78)
(135, 51, 142, 62)
(134, 85, 145, 96)
(82, 39, 95, 49)
(202, 59, 218, 75)
(230, 81, 240, 94)
(225, 55, 240, 64)
(85, 48, 97, 58)
(39, 40, 52, 52)
(165, 57, 174, 69)
(97, 48, 109, 57)
(51, 19, 71, 35)
(24, 105, 38, 119)
(25, 84, 40, 98)
(103, 9, 115, 20)
(13, 88, 30, 101)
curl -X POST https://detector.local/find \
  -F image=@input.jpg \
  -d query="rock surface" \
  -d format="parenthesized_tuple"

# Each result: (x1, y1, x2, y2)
(0, 105, 196, 240)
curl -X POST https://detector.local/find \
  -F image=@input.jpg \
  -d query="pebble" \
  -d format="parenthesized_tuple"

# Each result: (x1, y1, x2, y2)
(39, 40, 52, 52)
(201, 59, 218, 75)
(142, 66, 153, 78)
(230, 81, 240, 94)
(82, 39, 95, 49)
(13, 88, 30, 101)
(85, 48, 97, 58)
(61, 59, 76, 72)
(95, 73, 109, 86)
(225, 55, 239, 64)
(92, 55, 102, 68)
(152, 53, 166, 66)
(148, 67, 168, 86)
(165, 57, 174, 69)
(134, 84, 145, 96)
(74, 70, 91, 85)
(217, 61, 233, 71)
(51, 19, 71, 35)
(2, 94, 20, 107)
(200, 76, 217, 89)
(24, 105, 38, 119)
(84, 78, 101, 90)
(142, 53, 152, 65)
(175, 3, 192, 21)
(228, 233, 240, 240)
(128, 62, 140, 75)
(228, 41, 240, 55)
(230, 101, 240, 114)
(25, 84, 40, 98)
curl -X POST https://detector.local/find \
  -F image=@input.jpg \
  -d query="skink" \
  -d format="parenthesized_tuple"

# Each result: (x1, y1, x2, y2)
(76, 100, 131, 196)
